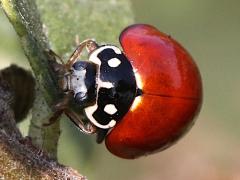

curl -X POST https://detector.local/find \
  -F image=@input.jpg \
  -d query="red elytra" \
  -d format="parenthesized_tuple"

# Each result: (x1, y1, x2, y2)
(105, 24, 202, 159)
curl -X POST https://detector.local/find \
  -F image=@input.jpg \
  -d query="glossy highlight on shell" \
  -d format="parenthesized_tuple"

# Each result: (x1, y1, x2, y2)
(105, 24, 202, 159)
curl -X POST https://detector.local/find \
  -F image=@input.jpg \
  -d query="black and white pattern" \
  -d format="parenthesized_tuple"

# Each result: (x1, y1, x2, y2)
(84, 45, 137, 129)
(72, 61, 97, 106)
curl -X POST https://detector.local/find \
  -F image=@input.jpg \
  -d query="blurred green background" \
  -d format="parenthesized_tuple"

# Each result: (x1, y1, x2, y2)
(0, 0, 240, 179)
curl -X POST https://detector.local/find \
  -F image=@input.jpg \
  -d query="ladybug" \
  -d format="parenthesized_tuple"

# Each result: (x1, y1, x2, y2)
(52, 24, 202, 159)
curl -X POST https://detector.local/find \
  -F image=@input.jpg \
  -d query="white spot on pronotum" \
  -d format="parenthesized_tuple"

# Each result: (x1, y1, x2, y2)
(71, 69, 87, 97)
(130, 96, 142, 111)
(104, 104, 117, 115)
(108, 58, 121, 67)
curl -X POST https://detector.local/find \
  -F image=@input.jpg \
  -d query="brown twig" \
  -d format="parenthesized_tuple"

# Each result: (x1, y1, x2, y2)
(0, 66, 86, 179)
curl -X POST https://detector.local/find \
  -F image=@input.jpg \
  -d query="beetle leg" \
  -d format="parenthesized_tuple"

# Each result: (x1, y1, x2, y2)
(64, 108, 96, 134)
(43, 109, 63, 126)
(47, 49, 65, 65)
(66, 39, 98, 69)
(52, 91, 96, 134)
(45, 49, 68, 78)
(44, 92, 73, 126)
(96, 129, 109, 143)
(55, 91, 73, 109)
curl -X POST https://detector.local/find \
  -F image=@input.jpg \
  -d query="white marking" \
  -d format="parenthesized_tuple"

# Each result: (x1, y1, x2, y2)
(89, 45, 122, 65)
(130, 69, 144, 111)
(109, 120, 116, 127)
(134, 68, 144, 89)
(89, 51, 101, 65)
(104, 104, 117, 115)
(108, 58, 121, 67)
(71, 69, 87, 97)
(98, 79, 114, 89)
(130, 96, 142, 111)
(85, 105, 116, 129)
(84, 45, 121, 129)
(110, 46, 122, 54)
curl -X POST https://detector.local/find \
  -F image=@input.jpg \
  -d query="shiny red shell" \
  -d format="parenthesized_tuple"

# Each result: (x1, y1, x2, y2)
(105, 24, 202, 159)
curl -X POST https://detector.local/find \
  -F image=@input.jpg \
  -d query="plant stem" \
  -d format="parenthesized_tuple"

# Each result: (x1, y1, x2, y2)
(1, 0, 134, 160)
(1, 0, 61, 159)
